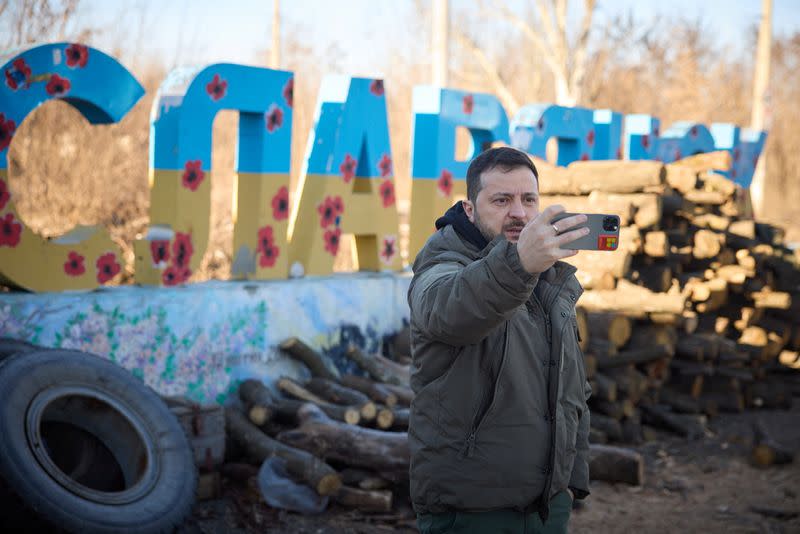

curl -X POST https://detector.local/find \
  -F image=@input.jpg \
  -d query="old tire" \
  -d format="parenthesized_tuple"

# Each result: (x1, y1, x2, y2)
(0, 337, 40, 362)
(0, 350, 197, 533)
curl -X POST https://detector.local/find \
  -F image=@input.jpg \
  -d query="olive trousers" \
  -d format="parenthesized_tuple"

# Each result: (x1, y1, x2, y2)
(416, 491, 573, 534)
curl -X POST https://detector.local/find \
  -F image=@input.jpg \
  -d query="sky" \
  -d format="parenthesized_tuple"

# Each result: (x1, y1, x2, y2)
(75, 0, 800, 78)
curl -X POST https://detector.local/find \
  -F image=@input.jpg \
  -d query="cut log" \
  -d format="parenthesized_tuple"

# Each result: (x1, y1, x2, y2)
(675, 150, 732, 173)
(555, 160, 666, 194)
(334, 486, 393, 513)
(586, 313, 632, 349)
(391, 408, 410, 430)
(627, 323, 678, 351)
(372, 353, 412, 385)
(606, 367, 649, 403)
(391, 326, 411, 359)
(374, 407, 395, 430)
(664, 164, 698, 194)
(271, 397, 361, 426)
(563, 249, 632, 279)
(643, 231, 669, 257)
(304, 377, 377, 420)
(693, 229, 723, 259)
(752, 290, 792, 310)
(591, 373, 618, 402)
(587, 337, 618, 357)
(675, 333, 721, 361)
(280, 337, 341, 381)
(591, 398, 635, 420)
(594, 343, 673, 369)
(238, 379, 275, 426)
(381, 383, 415, 407)
(277, 403, 410, 476)
(751, 419, 794, 467)
(346, 346, 404, 386)
(339, 468, 390, 490)
(588, 444, 645, 485)
(656, 388, 703, 414)
(225, 408, 342, 496)
(590, 413, 624, 442)
(341, 374, 399, 407)
(634, 264, 673, 293)
(578, 280, 686, 315)
(619, 225, 643, 254)
(640, 404, 706, 439)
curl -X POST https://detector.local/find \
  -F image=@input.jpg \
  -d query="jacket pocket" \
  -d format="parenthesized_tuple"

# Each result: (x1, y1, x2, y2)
(460, 324, 510, 458)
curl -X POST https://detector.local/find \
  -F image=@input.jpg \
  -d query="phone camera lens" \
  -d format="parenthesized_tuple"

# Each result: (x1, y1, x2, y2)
(603, 216, 619, 232)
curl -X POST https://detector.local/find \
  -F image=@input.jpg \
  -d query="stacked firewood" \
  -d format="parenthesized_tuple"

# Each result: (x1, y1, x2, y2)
(535, 153, 800, 460)
(224, 337, 414, 514)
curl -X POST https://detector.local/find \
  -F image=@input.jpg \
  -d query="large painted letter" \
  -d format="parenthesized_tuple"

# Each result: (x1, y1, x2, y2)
(137, 64, 293, 285)
(289, 77, 401, 275)
(655, 121, 715, 164)
(408, 87, 509, 260)
(510, 104, 595, 165)
(623, 114, 661, 160)
(710, 123, 767, 189)
(592, 109, 623, 160)
(0, 43, 143, 291)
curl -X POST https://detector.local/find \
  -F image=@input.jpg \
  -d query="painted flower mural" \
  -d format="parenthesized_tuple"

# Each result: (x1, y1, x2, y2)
(370, 79, 384, 96)
(0, 179, 9, 210)
(379, 179, 395, 208)
(45, 74, 71, 96)
(65, 44, 89, 68)
(438, 169, 453, 197)
(377, 154, 392, 177)
(0, 213, 22, 247)
(206, 74, 228, 101)
(324, 227, 342, 256)
(4, 58, 31, 91)
(64, 251, 85, 276)
(182, 160, 205, 191)
(283, 77, 294, 107)
(265, 104, 283, 133)
(317, 196, 343, 228)
(0, 114, 15, 151)
(150, 240, 170, 265)
(380, 236, 396, 265)
(339, 153, 357, 183)
(96, 253, 120, 284)
(272, 186, 289, 220)
(462, 94, 474, 114)
(173, 232, 194, 269)
(257, 225, 280, 268)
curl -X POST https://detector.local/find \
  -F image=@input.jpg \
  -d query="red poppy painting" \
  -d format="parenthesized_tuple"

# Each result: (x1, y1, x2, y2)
(438, 169, 453, 197)
(45, 74, 71, 96)
(96, 253, 120, 284)
(324, 227, 341, 256)
(257, 225, 280, 268)
(378, 154, 392, 177)
(5, 58, 31, 91)
(173, 232, 194, 268)
(580, 153, 589, 161)
(0, 113, 15, 151)
(0, 179, 9, 210)
(674, 149, 682, 161)
(641, 134, 650, 149)
(150, 240, 170, 265)
(65, 44, 89, 68)
(162, 265, 191, 286)
(0, 213, 21, 247)
(380, 236, 396, 264)
(265, 104, 283, 133)
(64, 251, 85, 276)
(283, 77, 294, 107)
(340, 153, 357, 183)
(182, 160, 205, 191)
(272, 186, 289, 220)
(317, 196, 341, 228)
(379, 179, 395, 208)
(586, 129, 595, 146)
(206, 74, 228, 101)
(370, 79, 384, 96)
(462, 94, 474, 114)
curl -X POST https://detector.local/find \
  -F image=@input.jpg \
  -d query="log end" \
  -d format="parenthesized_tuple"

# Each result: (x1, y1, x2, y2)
(360, 402, 377, 420)
(376, 408, 395, 429)
(248, 405, 271, 427)
(317, 473, 343, 496)
(344, 408, 361, 426)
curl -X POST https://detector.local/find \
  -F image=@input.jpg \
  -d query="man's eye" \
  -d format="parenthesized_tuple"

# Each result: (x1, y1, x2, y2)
(494, 198, 507, 205)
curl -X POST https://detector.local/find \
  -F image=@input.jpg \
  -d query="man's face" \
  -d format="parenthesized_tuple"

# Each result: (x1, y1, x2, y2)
(462, 165, 539, 243)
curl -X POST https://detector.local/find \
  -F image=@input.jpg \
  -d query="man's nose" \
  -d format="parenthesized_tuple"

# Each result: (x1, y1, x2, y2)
(508, 198, 526, 218)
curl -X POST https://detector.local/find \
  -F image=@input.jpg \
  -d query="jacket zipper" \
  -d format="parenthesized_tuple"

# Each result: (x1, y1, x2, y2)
(460, 323, 511, 458)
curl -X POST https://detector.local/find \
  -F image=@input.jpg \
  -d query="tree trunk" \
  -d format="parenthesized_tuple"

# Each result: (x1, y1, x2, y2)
(280, 337, 341, 381)
(341, 374, 399, 407)
(586, 313, 632, 349)
(589, 444, 645, 485)
(334, 486, 393, 513)
(225, 408, 342, 496)
(277, 404, 410, 476)
(346, 346, 404, 386)
(238, 379, 275, 426)
(304, 377, 377, 421)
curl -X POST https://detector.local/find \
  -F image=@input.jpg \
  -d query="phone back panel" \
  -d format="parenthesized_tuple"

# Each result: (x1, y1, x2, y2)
(550, 212, 621, 251)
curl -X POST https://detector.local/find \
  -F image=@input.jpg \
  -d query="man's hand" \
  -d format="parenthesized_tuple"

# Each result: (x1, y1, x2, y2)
(517, 205, 589, 274)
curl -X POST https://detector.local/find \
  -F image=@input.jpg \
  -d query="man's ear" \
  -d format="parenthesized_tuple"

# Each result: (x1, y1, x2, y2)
(462, 199, 475, 222)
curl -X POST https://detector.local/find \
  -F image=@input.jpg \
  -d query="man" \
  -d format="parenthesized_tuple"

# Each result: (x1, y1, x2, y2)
(408, 146, 592, 533)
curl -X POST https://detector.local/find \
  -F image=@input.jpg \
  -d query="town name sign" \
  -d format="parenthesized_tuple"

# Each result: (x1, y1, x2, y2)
(0, 43, 766, 292)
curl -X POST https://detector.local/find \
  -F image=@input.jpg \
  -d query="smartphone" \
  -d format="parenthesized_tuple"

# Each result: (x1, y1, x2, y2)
(550, 212, 620, 251)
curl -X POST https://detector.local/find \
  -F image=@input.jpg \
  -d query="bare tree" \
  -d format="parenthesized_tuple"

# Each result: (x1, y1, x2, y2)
(0, 0, 93, 50)
(749, 0, 772, 216)
(493, 0, 596, 106)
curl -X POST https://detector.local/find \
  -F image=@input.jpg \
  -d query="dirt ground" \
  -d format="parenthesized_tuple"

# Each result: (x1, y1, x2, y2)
(179, 398, 800, 534)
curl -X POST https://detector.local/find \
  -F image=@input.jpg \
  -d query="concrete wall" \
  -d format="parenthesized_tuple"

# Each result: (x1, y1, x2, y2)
(0, 273, 412, 404)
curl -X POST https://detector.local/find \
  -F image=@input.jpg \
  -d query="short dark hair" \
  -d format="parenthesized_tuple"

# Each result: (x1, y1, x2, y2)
(466, 147, 539, 204)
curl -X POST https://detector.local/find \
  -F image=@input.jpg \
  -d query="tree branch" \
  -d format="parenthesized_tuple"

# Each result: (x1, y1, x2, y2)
(568, 0, 597, 104)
